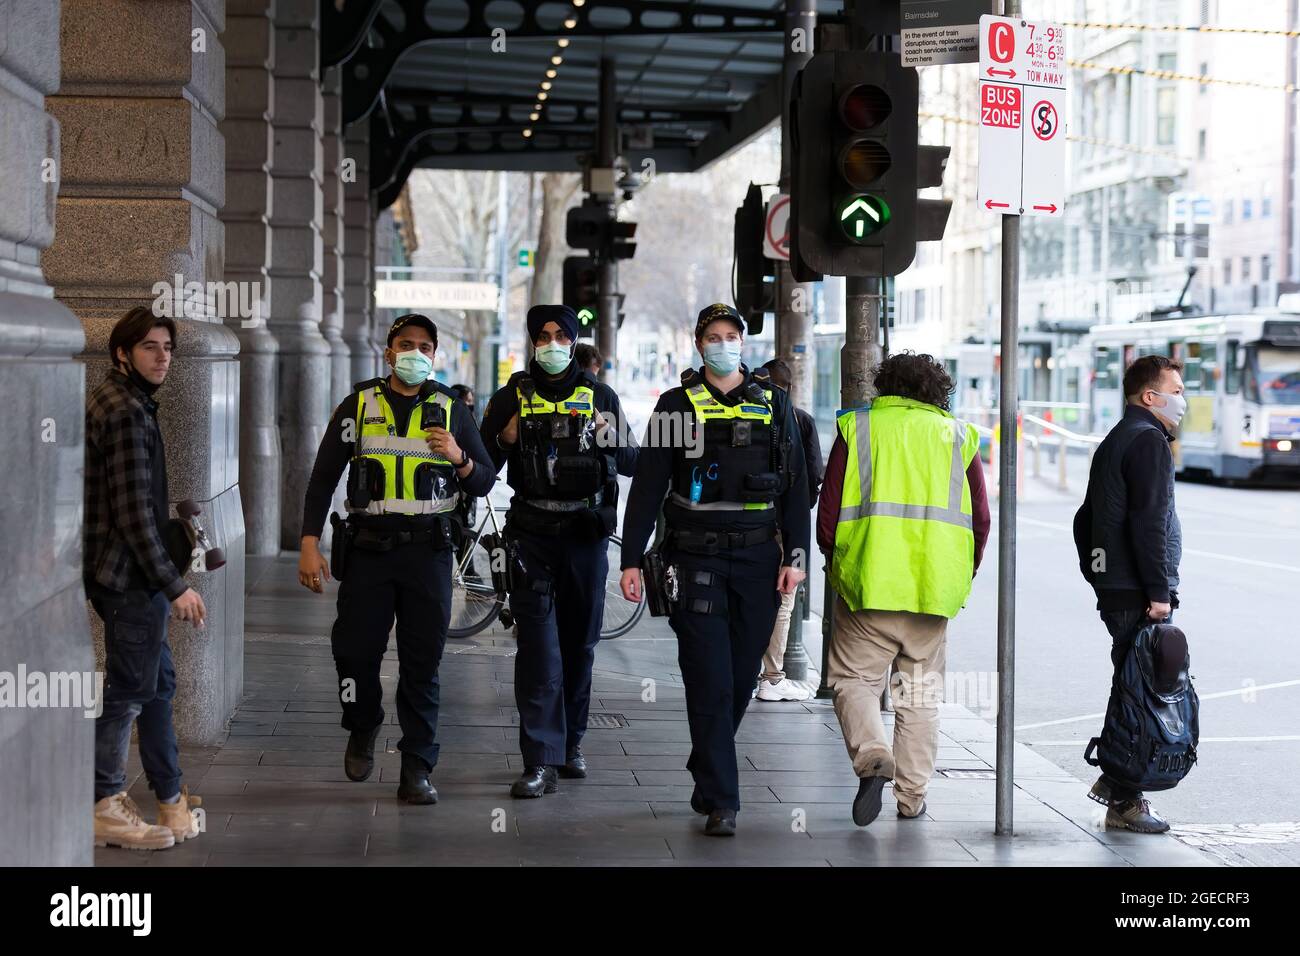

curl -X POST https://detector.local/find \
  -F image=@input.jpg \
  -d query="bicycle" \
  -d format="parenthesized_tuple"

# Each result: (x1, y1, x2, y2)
(448, 495, 647, 640)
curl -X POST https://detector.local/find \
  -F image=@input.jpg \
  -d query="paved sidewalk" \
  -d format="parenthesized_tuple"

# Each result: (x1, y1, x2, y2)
(95, 556, 1212, 867)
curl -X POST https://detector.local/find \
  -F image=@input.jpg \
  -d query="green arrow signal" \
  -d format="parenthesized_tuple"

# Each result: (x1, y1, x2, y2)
(837, 195, 890, 243)
(577, 308, 596, 326)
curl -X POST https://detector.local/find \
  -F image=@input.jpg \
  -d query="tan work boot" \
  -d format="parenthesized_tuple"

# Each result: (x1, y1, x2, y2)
(94, 792, 176, 850)
(157, 786, 203, 843)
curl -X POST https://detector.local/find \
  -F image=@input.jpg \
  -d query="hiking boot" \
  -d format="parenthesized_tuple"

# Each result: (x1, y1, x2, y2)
(1087, 776, 1114, 806)
(157, 786, 203, 843)
(1105, 797, 1170, 834)
(94, 792, 175, 850)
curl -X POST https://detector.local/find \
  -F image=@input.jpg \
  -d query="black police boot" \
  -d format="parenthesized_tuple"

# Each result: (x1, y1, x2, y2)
(704, 808, 737, 837)
(396, 752, 438, 805)
(852, 775, 888, 827)
(511, 766, 559, 798)
(558, 747, 587, 779)
(343, 725, 381, 782)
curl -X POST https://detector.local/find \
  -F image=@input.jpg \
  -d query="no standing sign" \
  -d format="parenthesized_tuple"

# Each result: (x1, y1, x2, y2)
(977, 15, 1066, 218)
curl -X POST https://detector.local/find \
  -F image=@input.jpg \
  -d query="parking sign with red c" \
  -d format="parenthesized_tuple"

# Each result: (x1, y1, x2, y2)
(989, 21, 1014, 64)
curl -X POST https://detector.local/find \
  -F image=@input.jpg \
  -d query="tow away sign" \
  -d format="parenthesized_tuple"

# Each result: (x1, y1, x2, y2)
(977, 15, 1066, 218)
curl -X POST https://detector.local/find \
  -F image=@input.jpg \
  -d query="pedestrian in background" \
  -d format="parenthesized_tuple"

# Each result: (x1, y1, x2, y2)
(1073, 354, 1186, 833)
(819, 353, 989, 826)
(574, 342, 603, 378)
(754, 357, 824, 703)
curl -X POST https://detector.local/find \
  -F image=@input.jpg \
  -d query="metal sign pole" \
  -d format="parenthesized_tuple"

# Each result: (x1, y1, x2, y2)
(995, 0, 1021, 838)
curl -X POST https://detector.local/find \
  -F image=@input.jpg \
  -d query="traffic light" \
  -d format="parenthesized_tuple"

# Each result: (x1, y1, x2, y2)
(563, 255, 599, 320)
(566, 203, 606, 251)
(610, 221, 637, 260)
(734, 182, 776, 334)
(790, 51, 924, 278)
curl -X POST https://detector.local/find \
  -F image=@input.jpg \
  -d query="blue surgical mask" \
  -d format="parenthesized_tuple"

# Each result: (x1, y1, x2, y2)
(392, 348, 433, 385)
(701, 340, 743, 376)
(536, 342, 572, 375)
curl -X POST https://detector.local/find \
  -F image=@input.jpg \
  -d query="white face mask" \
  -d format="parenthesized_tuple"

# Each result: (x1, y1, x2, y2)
(1152, 391, 1187, 427)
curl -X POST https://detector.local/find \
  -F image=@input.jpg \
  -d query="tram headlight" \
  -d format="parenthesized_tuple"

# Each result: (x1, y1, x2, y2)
(1277, 439, 1294, 452)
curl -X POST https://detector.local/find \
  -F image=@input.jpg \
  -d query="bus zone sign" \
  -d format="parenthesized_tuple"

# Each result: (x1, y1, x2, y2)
(977, 15, 1066, 218)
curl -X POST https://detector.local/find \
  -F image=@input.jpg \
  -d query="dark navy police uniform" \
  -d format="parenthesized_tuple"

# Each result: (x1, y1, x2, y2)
(621, 364, 809, 812)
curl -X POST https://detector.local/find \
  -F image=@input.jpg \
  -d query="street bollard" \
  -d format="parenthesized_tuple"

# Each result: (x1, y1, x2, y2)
(1058, 432, 1069, 491)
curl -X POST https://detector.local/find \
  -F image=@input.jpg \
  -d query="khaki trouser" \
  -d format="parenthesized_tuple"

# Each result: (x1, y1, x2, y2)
(760, 588, 798, 682)
(827, 594, 948, 816)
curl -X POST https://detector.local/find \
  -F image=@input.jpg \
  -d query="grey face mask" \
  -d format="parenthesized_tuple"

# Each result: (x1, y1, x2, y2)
(1153, 391, 1187, 428)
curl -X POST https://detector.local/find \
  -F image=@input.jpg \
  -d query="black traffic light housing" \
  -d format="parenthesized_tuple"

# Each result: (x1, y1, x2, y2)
(733, 182, 776, 335)
(563, 256, 599, 327)
(566, 203, 606, 252)
(610, 221, 637, 260)
(791, 50, 926, 279)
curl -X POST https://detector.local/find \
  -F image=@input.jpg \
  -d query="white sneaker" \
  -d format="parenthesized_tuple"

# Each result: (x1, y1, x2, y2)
(94, 792, 176, 850)
(756, 678, 813, 702)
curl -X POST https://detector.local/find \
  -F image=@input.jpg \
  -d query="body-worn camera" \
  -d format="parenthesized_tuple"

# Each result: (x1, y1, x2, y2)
(421, 401, 447, 431)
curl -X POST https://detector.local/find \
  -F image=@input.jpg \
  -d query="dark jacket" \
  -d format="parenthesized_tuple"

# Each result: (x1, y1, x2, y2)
(794, 405, 824, 502)
(84, 368, 186, 600)
(620, 364, 810, 569)
(1073, 405, 1182, 610)
(301, 376, 496, 538)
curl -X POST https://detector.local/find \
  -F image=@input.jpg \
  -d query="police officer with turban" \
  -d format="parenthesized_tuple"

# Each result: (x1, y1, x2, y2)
(480, 305, 639, 798)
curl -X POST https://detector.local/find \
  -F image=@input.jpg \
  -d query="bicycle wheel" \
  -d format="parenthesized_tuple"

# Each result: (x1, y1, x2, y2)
(600, 533, 646, 639)
(448, 520, 505, 639)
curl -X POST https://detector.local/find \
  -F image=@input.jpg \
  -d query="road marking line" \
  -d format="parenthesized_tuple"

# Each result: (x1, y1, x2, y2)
(1015, 515, 1300, 573)
(1015, 678, 1300, 730)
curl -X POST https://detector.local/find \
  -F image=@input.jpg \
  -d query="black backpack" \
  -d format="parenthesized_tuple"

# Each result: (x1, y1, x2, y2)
(1084, 622, 1199, 792)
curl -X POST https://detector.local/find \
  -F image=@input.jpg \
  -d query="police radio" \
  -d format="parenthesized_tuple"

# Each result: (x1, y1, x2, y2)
(163, 499, 226, 576)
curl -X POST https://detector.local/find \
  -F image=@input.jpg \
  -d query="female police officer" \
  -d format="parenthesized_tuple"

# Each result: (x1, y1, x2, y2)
(619, 303, 808, 836)
(480, 305, 638, 798)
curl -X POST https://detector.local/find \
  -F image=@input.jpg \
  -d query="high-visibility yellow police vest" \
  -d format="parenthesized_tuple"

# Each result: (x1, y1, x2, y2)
(347, 384, 458, 516)
(831, 395, 980, 618)
(668, 382, 778, 512)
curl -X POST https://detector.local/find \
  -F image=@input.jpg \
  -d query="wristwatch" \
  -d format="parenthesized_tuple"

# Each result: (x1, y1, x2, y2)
(457, 450, 471, 468)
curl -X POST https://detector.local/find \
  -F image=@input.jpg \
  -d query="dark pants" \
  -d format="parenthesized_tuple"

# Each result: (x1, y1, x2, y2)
(90, 586, 182, 802)
(1098, 606, 1174, 802)
(511, 529, 608, 766)
(668, 537, 782, 812)
(330, 541, 452, 769)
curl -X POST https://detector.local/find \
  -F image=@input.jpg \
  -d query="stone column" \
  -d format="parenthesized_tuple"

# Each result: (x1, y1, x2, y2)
(269, 0, 330, 549)
(44, 0, 245, 745)
(0, 0, 93, 867)
(221, 0, 280, 556)
(343, 121, 380, 382)
(321, 67, 351, 398)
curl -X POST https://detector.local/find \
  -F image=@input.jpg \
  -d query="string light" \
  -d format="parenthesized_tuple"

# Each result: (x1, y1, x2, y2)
(558, 38, 570, 48)
(564, 17, 577, 28)
(523, 129, 533, 138)
(551, 55, 563, 65)
(529, 112, 540, 121)
(1069, 58, 1300, 94)
(541, 81, 552, 90)
(546, 69, 557, 78)
(538, 91, 548, 101)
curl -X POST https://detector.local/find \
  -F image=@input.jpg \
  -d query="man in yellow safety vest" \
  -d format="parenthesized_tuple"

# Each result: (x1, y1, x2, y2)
(817, 352, 991, 826)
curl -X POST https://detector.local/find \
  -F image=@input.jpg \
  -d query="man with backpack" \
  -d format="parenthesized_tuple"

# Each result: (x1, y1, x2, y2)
(1073, 355, 1187, 833)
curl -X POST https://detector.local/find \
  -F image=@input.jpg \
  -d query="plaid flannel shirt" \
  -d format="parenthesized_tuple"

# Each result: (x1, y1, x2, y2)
(84, 369, 186, 600)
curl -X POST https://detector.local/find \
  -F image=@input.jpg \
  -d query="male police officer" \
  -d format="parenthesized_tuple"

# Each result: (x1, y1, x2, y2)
(480, 305, 638, 798)
(620, 303, 809, 836)
(299, 314, 496, 804)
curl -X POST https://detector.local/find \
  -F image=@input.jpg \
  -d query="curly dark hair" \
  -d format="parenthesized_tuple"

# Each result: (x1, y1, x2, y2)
(871, 352, 955, 410)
